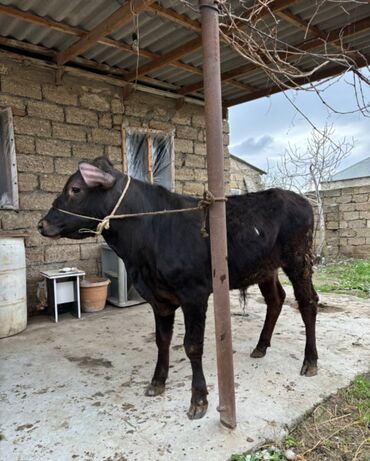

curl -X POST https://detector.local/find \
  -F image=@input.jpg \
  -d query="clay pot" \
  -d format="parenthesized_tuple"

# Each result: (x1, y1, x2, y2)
(80, 277, 110, 313)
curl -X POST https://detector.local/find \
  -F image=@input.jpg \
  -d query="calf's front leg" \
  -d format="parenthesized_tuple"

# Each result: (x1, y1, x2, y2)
(183, 305, 208, 420)
(146, 310, 175, 396)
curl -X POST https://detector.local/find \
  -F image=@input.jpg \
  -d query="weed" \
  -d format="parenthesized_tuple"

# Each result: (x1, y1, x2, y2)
(342, 375, 370, 426)
(231, 447, 289, 461)
(284, 435, 297, 448)
(313, 260, 370, 298)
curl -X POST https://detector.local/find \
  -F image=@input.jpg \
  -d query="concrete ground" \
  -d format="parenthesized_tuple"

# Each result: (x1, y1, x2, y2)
(1, 287, 369, 461)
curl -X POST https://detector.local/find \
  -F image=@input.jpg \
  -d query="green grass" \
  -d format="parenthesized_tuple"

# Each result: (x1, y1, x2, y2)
(280, 259, 370, 298)
(313, 260, 370, 298)
(342, 375, 370, 427)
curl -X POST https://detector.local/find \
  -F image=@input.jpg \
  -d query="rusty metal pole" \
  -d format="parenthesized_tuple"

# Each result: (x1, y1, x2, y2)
(199, 0, 236, 429)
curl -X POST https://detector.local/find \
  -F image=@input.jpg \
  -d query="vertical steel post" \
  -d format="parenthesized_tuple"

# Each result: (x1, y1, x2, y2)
(199, 0, 236, 429)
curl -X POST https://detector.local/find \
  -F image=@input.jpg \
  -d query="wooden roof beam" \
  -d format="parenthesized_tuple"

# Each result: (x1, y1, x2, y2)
(0, 3, 204, 77)
(147, 3, 202, 33)
(56, 0, 156, 65)
(125, 0, 297, 82)
(180, 15, 370, 97)
(125, 36, 202, 81)
(224, 53, 370, 107)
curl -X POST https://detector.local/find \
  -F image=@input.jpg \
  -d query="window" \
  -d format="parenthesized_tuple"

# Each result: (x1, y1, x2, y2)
(0, 108, 18, 209)
(124, 128, 174, 191)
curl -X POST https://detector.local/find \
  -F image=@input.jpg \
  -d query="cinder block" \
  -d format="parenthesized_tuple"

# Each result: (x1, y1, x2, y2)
(183, 181, 205, 196)
(177, 125, 198, 140)
(0, 94, 26, 112)
(43, 84, 78, 106)
(36, 138, 71, 157)
(80, 243, 101, 260)
(17, 154, 54, 173)
(98, 112, 112, 129)
(18, 173, 38, 192)
(28, 100, 64, 122)
(40, 174, 69, 192)
(53, 122, 87, 142)
(192, 114, 206, 128)
(55, 158, 79, 175)
(45, 244, 80, 263)
(65, 107, 98, 127)
(2, 77, 41, 100)
(80, 93, 110, 112)
(14, 116, 51, 137)
(91, 127, 121, 146)
(19, 191, 55, 211)
(1, 210, 42, 230)
(176, 138, 193, 154)
(72, 143, 104, 159)
(15, 135, 35, 154)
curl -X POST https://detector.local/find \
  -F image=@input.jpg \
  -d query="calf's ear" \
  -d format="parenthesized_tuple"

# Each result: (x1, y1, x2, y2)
(79, 162, 116, 189)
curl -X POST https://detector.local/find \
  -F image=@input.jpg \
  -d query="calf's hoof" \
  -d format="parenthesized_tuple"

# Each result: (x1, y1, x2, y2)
(145, 382, 165, 396)
(250, 347, 266, 358)
(187, 399, 208, 420)
(300, 361, 318, 377)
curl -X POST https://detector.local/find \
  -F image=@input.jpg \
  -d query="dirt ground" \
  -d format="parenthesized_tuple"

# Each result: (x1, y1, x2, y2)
(287, 373, 370, 461)
(0, 287, 369, 461)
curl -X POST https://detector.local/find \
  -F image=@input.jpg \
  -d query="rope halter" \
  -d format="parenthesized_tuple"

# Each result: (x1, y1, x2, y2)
(55, 176, 226, 237)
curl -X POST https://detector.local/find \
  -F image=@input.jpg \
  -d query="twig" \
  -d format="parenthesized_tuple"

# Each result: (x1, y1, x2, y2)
(351, 437, 369, 461)
(302, 421, 361, 456)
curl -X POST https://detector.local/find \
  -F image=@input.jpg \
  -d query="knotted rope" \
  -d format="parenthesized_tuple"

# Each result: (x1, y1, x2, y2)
(56, 177, 226, 237)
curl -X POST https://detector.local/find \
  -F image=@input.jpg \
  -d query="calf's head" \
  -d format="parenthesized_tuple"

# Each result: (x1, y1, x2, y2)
(38, 157, 119, 240)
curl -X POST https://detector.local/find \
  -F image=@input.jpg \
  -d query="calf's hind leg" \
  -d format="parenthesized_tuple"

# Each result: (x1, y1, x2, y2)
(284, 265, 318, 377)
(251, 273, 286, 358)
(146, 310, 175, 396)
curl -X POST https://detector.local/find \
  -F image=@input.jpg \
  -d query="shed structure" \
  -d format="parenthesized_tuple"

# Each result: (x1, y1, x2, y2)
(0, 0, 369, 429)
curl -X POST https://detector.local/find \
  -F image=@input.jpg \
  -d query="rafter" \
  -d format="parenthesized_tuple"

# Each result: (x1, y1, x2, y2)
(178, 14, 370, 97)
(147, 3, 201, 33)
(224, 53, 370, 107)
(125, 36, 202, 81)
(0, 3, 201, 77)
(125, 0, 297, 82)
(56, 0, 156, 65)
(0, 4, 255, 95)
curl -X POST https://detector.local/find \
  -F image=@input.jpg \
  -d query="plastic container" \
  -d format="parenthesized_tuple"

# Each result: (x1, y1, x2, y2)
(0, 237, 27, 338)
(80, 276, 110, 313)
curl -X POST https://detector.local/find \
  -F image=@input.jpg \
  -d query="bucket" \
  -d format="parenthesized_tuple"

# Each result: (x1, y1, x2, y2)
(80, 276, 110, 312)
(0, 237, 27, 338)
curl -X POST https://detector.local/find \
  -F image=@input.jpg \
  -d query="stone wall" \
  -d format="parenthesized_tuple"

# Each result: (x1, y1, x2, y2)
(313, 185, 370, 259)
(0, 56, 230, 312)
(229, 155, 263, 193)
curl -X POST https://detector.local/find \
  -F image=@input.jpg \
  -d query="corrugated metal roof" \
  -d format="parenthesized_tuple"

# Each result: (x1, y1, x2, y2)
(332, 157, 370, 181)
(0, 0, 368, 105)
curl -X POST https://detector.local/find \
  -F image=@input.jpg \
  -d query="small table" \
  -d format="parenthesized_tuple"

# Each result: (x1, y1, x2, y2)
(40, 269, 85, 322)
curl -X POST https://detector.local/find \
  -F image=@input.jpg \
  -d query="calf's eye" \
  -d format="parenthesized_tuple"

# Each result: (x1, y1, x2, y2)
(71, 186, 81, 194)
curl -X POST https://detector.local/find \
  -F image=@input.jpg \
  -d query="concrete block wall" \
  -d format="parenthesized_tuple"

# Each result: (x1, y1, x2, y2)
(313, 185, 370, 259)
(0, 56, 230, 312)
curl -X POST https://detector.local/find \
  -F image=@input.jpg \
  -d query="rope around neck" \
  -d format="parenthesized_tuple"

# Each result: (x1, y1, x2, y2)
(56, 176, 226, 237)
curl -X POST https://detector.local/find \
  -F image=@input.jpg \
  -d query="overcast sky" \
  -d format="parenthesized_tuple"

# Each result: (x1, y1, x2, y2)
(229, 72, 370, 175)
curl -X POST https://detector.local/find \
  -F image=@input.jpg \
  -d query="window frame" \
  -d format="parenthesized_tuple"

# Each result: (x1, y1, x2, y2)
(0, 107, 18, 210)
(122, 126, 175, 192)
